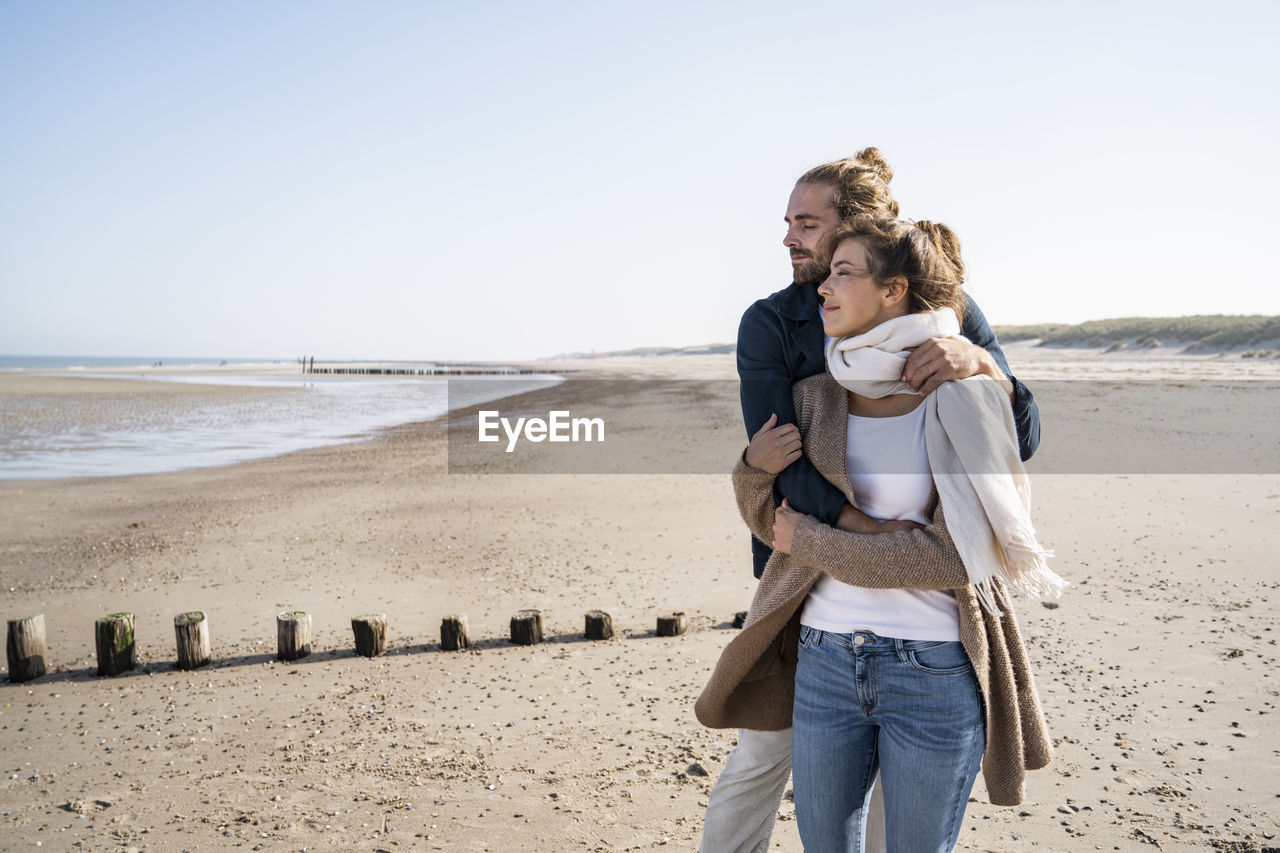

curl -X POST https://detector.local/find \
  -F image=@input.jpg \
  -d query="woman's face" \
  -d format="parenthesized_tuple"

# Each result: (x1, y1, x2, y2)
(817, 238, 904, 339)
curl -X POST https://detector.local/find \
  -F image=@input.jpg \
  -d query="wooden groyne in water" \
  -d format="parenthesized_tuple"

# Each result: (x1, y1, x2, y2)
(305, 365, 554, 376)
(299, 356, 577, 376)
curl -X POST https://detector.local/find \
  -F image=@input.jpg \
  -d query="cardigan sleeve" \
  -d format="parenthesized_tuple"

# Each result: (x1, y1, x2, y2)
(788, 504, 972, 591)
(731, 452, 780, 545)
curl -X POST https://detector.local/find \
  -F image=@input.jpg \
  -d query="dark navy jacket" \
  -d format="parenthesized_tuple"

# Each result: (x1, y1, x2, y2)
(737, 282, 1040, 578)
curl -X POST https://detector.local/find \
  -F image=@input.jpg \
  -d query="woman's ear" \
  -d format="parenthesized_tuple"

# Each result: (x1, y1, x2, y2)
(883, 275, 910, 308)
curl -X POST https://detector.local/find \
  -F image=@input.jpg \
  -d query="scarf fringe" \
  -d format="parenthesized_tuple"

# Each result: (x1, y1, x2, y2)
(972, 578, 1007, 619)
(973, 526, 1068, 619)
(1000, 536, 1067, 599)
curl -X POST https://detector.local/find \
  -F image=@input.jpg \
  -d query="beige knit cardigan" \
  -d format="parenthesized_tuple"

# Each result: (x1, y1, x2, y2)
(695, 371, 1053, 806)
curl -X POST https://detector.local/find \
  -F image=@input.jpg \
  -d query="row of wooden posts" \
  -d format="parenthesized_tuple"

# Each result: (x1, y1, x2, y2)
(5, 608, 740, 683)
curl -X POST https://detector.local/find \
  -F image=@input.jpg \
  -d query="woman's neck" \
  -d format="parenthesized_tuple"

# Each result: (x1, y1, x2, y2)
(847, 391, 923, 418)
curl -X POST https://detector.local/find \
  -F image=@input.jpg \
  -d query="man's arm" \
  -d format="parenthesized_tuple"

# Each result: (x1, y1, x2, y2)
(959, 297, 1040, 461)
(736, 302, 846, 526)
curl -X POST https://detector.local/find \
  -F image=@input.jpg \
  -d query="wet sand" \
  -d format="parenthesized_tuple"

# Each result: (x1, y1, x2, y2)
(1, 350, 1278, 852)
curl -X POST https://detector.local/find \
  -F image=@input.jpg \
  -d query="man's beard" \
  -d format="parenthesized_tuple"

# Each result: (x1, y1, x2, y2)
(791, 252, 830, 286)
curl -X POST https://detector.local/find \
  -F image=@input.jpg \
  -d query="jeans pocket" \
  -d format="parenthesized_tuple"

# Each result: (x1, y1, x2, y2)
(905, 640, 972, 675)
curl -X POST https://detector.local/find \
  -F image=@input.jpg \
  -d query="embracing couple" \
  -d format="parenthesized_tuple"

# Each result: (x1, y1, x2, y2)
(695, 149, 1065, 853)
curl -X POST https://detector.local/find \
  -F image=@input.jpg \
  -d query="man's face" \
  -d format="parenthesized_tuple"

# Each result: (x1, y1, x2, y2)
(783, 182, 840, 286)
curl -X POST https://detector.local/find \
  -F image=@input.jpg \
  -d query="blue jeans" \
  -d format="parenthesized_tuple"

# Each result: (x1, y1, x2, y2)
(792, 626, 985, 853)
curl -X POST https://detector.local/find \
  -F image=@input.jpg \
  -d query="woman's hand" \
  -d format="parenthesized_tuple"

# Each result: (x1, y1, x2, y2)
(772, 498, 806, 554)
(744, 413, 803, 474)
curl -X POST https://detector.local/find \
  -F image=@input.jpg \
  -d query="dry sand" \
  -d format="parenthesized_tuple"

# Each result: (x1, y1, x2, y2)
(1, 349, 1278, 852)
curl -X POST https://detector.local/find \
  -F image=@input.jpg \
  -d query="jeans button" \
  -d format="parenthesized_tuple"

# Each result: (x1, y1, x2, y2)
(853, 636, 865, 646)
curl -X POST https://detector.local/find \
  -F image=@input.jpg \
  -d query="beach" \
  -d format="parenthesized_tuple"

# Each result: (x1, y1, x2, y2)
(1, 349, 1278, 852)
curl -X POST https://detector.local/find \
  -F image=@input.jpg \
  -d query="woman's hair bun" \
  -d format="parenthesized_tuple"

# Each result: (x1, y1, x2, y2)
(914, 220, 964, 281)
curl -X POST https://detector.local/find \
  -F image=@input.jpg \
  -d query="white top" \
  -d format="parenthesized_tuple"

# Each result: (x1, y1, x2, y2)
(799, 402, 962, 641)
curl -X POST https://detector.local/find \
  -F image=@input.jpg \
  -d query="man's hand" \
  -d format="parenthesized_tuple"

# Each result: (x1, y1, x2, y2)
(836, 504, 883, 534)
(838, 504, 924, 535)
(744, 413, 803, 474)
(903, 337, 1013, 398)
(772, 498, 804, 554)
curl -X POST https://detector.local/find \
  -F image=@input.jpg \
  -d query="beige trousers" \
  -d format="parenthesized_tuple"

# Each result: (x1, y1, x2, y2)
(700, 727, 886, 852)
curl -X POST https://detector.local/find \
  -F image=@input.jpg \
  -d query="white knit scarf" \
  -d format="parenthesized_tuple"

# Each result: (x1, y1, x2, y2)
(826, 309, 1065, 615)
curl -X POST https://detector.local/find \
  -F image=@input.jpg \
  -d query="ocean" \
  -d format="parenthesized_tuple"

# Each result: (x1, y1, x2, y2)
(0, 358, 559, 479)
(0, 355, 282, 370)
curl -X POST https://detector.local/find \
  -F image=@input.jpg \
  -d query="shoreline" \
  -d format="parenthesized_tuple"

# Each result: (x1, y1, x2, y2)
(5, 346, 1280, 483)
(0, 353, 742, 483)
(0, 363, 571, 482)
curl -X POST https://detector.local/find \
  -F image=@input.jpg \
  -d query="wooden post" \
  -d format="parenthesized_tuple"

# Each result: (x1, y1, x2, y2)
(440, 615, 470, 651)
(584, 610, 613, 640)
(351, 613, 387, 657)
(6, 614, 47, 682)
(277, 611, 312, 661)
(173, 612, 210, 670)
(509, 610, 543, 646)
(656, 612, 687, 637)
(733, 611, 748, 629)
(95, 612, 136, 676)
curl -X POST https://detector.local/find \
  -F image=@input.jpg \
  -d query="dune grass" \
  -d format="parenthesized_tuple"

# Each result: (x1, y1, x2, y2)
(993, 315, 1280, 350)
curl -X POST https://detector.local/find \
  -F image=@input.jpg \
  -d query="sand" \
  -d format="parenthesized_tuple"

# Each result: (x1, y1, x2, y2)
(1, 350, 1278, 852)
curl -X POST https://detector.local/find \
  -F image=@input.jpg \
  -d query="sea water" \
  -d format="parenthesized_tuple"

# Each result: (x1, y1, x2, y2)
(0, 362, 559, 479)
(0, 355, 278, 370)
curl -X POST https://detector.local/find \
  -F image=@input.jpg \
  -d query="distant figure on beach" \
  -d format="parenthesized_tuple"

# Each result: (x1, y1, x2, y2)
(696, 150, 1043, 852)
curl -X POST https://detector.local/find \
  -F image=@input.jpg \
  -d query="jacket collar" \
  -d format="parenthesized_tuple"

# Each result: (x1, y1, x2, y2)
(776, 281, 822, 322)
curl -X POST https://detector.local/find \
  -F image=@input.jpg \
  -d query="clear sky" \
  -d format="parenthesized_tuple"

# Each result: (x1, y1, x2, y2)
(2, 0, 1276, 361)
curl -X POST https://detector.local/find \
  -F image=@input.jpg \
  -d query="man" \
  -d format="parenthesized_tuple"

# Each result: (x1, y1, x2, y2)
(700, 149, 1040, 852)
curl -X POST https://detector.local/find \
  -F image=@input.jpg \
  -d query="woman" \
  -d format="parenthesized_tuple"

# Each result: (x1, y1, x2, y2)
(696, 217, 1063, 852)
